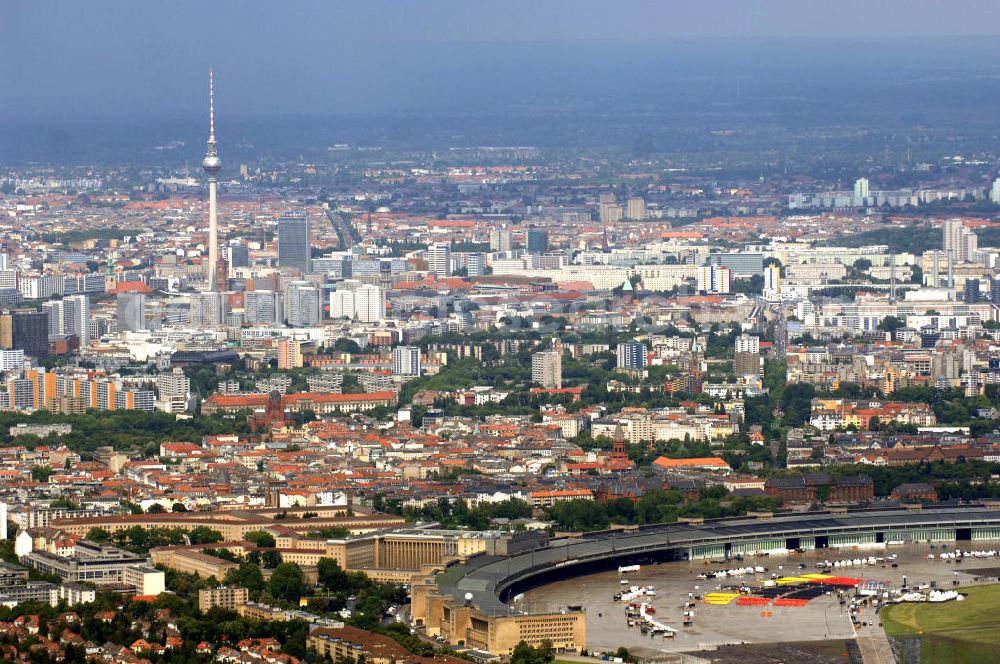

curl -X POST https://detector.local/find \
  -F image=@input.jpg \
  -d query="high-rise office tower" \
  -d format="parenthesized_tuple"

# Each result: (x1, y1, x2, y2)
(427, 243, 451, 277)
(64, 294, 91, 345)
(616, 341, 648, 370)
(992, 275, 1000, 305)
(991, 178, 1000, 205)
(1, 311, 49, 360)
(964, 278, 981, 304)
(203, 69, 223, 292)
(354, 284, 385, 322)
(227, 243, 249, 269)
(526, 229, 549, 253)
(189, 291, 224, 328)
(284, 281, 321, 327)
(278, 212, 311, 273)
(490, 226, 513, 252)
(45, 296, 90, 344)
(532, 349, 562, 389)
(734, 334, 761, 377)
(392, 345, 422, 376)
(763, 265, 781, 297)
(244, 290, 283, 325)
(465, 253, 486, 277)
(626, 196, 646, 220)
(42, 301, 62, 336)
(117, 292, 147, 333)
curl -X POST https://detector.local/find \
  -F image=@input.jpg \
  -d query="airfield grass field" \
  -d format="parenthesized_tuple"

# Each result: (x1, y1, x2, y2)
(881, 584, 1000, 664)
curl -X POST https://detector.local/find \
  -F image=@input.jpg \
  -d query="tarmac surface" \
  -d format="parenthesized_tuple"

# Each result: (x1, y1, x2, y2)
(520, 540, 1000, 654)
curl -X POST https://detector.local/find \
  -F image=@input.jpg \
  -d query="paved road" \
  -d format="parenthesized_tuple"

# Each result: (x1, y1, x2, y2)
(326, 209, 356, 250)
(854, 606, 896, 664)
(856, 633, 895, 664)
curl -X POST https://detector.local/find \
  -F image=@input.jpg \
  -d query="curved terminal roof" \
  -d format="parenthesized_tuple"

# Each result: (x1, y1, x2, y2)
(435, 505, 1000, 616)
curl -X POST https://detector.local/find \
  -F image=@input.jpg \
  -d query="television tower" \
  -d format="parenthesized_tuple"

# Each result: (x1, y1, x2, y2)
(202, 68, 223, 291)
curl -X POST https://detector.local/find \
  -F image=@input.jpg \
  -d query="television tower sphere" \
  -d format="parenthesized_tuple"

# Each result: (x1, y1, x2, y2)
(203, 153, 222, 174)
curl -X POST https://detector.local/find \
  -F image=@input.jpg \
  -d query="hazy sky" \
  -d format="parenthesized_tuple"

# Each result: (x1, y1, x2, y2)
(4, 0, 1000, 120)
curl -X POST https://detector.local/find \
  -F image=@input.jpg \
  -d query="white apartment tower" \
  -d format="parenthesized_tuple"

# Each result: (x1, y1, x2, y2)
(943, 218, 977, 263)
(329, 289, 355, 320)
(354, 284, 386, 322)
(284, 281, 321, 327)
(532, 349, 563, 389)
(392, 345, 421, 376)
(853, 177, 870, 207)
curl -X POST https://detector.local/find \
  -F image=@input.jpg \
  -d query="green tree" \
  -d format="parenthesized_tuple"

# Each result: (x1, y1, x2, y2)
(317, 557, 350, 592)
(269, 562, 306, 603)
(781, 382, 816, 427)
(243, 530, 276, 548)
(86, 527, 112, 542)
(510, 640, 555, 664)
(31, 465, 55, 482)
(224, 562, 266, 596)
(877, 315, 906, 332)
(545, 499, 610, 531)
(188, 526, 224, 545)
(332, 338, 363, 354)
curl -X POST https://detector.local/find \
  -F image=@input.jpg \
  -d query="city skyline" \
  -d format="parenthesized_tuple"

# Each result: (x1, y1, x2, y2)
(4, 4, 1000, 662)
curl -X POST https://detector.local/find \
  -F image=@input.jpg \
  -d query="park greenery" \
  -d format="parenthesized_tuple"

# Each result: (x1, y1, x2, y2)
(816, 224, 941, 254)
(882, 583, 1000, 664)
(86, 525, 224, 554)
(377, 497, 534, 530)
(544, 489, 779, 532)
(0, 409, 247, 456)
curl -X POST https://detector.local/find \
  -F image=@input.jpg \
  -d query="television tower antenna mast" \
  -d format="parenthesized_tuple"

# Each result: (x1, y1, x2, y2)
(203, 67, 223, 292)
